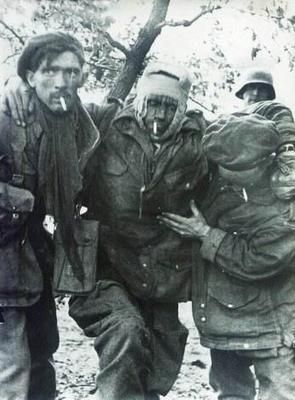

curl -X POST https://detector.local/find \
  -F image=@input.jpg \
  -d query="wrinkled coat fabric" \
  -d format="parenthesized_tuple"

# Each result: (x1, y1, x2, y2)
(0, 102, 99, 399)
(195, 174, 295, 351)
(70, 103, 208, 399)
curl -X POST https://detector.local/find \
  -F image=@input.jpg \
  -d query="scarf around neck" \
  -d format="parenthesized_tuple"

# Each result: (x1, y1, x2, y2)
(36, 95, 100, 281)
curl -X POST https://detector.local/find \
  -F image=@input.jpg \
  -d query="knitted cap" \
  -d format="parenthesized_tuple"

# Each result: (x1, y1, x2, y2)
(17, 32, 85, 81)
(134, 62, 192, 141)
(203, 113, 279, 171)
(136, 62, 192, 103)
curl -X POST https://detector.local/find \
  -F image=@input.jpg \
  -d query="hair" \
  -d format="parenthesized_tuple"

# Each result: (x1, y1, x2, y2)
(28, 42, 85, 73)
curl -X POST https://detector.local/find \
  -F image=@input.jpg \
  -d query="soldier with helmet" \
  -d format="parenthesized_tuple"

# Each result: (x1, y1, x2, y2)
(235, 67, 295, 200)
(235, 68, 276, 106)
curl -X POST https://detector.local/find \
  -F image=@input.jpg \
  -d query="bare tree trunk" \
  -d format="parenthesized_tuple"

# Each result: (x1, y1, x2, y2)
(108, 0, 170, 100)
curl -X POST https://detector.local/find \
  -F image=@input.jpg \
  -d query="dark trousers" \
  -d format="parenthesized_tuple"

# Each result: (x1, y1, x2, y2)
(69, 280, 188, 400)
(26, 283, 59, 400)
(0, 284, 59, 400)
(210, 347, 295, 400)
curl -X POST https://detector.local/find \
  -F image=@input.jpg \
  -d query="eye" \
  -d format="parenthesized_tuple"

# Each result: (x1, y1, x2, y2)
(148, 100, 160, 108)
(168, 104, 177, 113)
(43, 67, 57, 76)
(65, 68, 80, 78)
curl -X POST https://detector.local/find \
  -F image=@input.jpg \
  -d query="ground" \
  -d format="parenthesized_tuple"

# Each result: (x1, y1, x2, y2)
(55, 302, 217, 400)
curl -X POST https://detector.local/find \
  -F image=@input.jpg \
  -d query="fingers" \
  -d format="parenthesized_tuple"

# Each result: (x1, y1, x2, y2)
(1, 90, 22, 126)
(3, 77, 32, 127)
(190, 199, 200, 216)
(158, 215, 188, 236)
(0, 95, 8, 113)
(158, 215, 182, 229)
(160, 212, 188, 224)
(28, 96, 35, 115)
(190, 200, 208, 225)
(12, 90, 26, 127)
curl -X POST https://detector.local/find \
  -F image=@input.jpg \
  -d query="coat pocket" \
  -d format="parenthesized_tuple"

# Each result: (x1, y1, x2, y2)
(152, 245, 192, 302)
(208, 269, 259, 309)
(53, 219, 99, 295)
(0, 239, 42, 302)
(201, 268, 261, 338)
(101, 151, 128, 176)
(0, 183, 35, 247)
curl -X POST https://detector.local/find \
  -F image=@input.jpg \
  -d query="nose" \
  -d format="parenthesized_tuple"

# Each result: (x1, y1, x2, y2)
(54, 71, 67, 89)
(155, 106, 166, 120)
(252, 87, 259, 96)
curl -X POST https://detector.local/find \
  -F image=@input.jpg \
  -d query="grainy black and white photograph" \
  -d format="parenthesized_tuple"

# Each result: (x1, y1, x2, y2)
(0, 1, 295, 399)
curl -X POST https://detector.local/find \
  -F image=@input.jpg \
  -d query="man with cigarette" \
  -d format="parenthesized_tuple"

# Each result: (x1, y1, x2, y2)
(4, 60, 208, 399)
(68, 62, 208, 400)
(0, 32, 100, 399)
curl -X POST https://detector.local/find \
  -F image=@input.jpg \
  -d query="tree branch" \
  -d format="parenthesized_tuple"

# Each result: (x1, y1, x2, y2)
(0, 20, 25, 45)
(87, 60, 119, 72)
(189, 96, 216, 114)
(157, 5, 221, 29)
(96, 28, 130, 57)
(2, 52, 20, 64)
(108, 0, 170, 100)
(233, 7, 295, 26)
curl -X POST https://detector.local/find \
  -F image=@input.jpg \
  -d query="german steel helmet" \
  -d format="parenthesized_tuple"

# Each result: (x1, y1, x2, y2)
(235, 69, 276, 99)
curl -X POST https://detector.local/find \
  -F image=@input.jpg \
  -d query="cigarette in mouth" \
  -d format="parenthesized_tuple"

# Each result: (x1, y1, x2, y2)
(242, 187, 248, 202)
(60, 96, 67, 111)
(153, 120, 157, 135)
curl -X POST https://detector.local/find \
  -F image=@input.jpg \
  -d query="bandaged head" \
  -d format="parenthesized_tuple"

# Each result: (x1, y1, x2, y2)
(134, 62, 192, 141)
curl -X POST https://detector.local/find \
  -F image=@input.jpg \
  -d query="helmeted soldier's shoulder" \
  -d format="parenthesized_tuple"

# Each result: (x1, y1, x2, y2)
(244, 100, 293, 117)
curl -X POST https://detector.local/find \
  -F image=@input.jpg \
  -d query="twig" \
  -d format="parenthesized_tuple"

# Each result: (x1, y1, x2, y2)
(96, 28, 130, 57)
(0, 20, 25, 45)
(87, 61, 119, 72)
(234, 6, 295, 26)
(2, 52, 20, 64)
(157, 5, 221, 29)
(189, 96, 216, 114)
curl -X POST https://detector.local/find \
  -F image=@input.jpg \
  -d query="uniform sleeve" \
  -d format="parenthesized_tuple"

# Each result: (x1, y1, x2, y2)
(200, 217, 295, 281)
(249, 101, 295, 147)
(85, 102, 119, 138)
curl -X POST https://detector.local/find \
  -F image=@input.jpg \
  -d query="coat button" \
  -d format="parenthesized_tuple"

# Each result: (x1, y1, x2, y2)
(142, 283, 148, 288)
(200, 303, 205, 309)
(200, 316, 206, 322)
(12, 212, 20, 220)
(185, 182, 190, 189)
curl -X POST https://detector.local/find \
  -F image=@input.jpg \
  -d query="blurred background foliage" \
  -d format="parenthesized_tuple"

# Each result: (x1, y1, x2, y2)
(0, 0, 294, 115)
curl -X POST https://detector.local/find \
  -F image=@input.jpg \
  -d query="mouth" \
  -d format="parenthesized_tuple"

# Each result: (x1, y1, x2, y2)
(152, 121, 166, 134)
(51, 93, 71, 101)
(51, 94, 72, 110)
